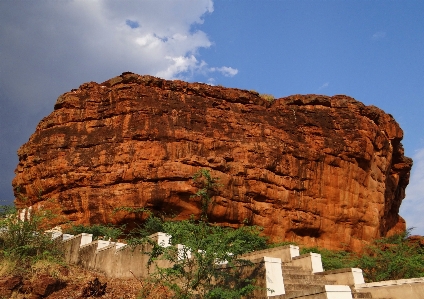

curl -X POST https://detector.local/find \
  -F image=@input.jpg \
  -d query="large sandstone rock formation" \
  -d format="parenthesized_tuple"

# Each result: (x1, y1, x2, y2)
(13, 72, 412, 251)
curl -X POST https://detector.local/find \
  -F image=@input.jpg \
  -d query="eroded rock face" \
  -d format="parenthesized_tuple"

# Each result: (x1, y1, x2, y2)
(13, 72, 412, 251)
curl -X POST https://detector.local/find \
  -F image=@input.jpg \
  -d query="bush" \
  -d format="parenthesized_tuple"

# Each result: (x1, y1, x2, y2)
(356, 229, 424, 282)
(300, 247, 356, 271)
(142, 219, 268, 299)
(300, 229, 424, 282)
(138, 169, 268, 299)
(0, 204, 63, 273)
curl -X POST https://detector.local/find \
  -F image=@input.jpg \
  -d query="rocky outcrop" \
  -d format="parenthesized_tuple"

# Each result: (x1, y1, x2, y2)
(0, 274, 64, 298)
(13, 72, 412, 251)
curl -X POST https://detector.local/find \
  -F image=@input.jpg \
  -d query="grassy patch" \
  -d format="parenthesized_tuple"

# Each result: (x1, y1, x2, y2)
(259, 93, 275, 103)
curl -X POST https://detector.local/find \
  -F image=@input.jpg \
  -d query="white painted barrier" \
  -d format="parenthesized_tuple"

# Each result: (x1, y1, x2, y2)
(115, 242, 127, 250)
(324, 285, 353, 299)
(318, 268, 365, 285)
(291, 252, 324, 273)
(177, 244, 192, 260)
(62, 233, 74, 241)
(264, 257, 285, 296)
(80, 233, 93, 246)
(156, 232, 172, 247)
(97, 240, 111, 250)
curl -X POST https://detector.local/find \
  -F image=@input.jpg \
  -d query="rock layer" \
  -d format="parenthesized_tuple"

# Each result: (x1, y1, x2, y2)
(13, 72, 412, 251)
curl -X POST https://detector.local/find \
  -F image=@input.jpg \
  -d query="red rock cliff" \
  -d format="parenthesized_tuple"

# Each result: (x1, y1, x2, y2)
(13, 72, 412, 251)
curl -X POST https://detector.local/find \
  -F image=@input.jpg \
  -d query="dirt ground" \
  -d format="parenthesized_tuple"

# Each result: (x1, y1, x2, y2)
(1, 264, 172, 299)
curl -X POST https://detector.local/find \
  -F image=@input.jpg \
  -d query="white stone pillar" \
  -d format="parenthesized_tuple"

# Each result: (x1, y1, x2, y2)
(80, 233, 93, 247)
(324, 285, 353, 299)
(156, 232, 172, 247)
(291, 252, 324, 273)
(264, 257, 285, 296)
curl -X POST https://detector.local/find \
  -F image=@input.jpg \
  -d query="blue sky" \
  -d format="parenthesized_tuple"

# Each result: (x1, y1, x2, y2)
(1, 0, 423, 234)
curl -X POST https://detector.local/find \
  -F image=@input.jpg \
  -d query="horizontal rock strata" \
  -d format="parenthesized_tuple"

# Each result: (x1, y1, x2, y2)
(13, 72, 412, 251)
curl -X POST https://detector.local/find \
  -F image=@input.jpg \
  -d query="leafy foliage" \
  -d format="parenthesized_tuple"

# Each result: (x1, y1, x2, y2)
(356, 229, 424, 282)
(138, 169, 268, 299)
(125, 216, 166, 247)
(191, 169, 221, 220)
(300, 229, 424, 282)
(267, 240, 297, 248)
(143, 219, 267, 299)
(300, 246, 356, 271)
(0, 204, 63, 273)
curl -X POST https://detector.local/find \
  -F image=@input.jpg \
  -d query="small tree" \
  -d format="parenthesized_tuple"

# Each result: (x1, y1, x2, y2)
(140, 169, 268, 299)
(144, 219, 267, 299)
(0, 205, 63, 270)
(191, 169, 220, 221)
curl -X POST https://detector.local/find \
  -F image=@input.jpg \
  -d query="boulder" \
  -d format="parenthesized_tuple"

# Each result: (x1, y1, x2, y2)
(13, 72, 412, 251)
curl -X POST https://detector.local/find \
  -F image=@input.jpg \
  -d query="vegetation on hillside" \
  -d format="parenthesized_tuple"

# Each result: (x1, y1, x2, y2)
(134, 169, 268, 299)
(0, 204, 64, 276)
(301, 228, 424, 282)
(138, 218, 267, 299)
(259, 93, 275, 103)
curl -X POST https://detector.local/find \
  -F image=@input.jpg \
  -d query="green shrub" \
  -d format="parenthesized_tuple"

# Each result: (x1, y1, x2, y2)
(356, 230, 424, 282)
(0, 205, 63, 273)
(142, 219, 268, 299)
(191, 168, 221, 221)
(267, 241, 297, 248)
(300, 229, 424, 282)
(138, 169, 269, 299)
(300, 247, 356, 271)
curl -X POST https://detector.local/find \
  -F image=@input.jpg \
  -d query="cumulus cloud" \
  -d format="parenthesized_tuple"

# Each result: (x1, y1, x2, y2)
(0, 0, 237, 106)
(210, 66, 239, 77)
(400, 148, 424, 234)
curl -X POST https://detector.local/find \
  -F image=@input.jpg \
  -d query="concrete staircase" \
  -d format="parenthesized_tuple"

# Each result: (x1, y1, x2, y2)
(351, 293, 391, 299)
(281, 264, 337, 298)
(279, 263, 392, 299)
(239, 245, 395, 299)
(51, 229, 422, 299)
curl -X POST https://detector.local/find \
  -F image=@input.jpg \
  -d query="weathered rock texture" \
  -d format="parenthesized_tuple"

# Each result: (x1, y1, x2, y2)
(13, 72, 412, 251)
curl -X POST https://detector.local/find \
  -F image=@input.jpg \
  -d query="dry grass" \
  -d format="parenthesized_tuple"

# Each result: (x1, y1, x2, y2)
(135, 280, 174, 299)
(259, 93, 275, 102)
(28, 259, 68, 280)
(0, 258, 17, 277)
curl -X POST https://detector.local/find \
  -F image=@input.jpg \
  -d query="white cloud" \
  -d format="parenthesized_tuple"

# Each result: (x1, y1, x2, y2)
(156, 55, 206, 79)
(400, 148, 424, 235)
(372, 31, 386, 40)
(207, 78, 216, 85)
(210, 66, 239, 77)
(0, 0, 236, 108)
(318, 82, 329, 90)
